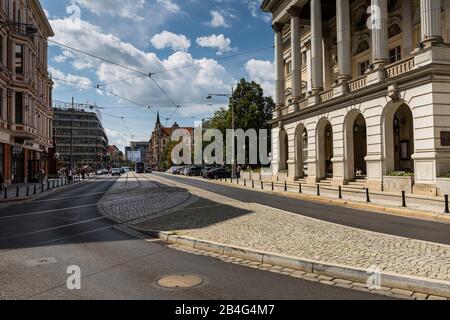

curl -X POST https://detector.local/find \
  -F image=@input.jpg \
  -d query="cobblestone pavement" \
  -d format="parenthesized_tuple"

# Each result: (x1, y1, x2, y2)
(100, 173, 195, 223)
(123, 174, 450, 285)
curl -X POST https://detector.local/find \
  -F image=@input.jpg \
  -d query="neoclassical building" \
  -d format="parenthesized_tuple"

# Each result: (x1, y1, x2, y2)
(0, 0, 53, 184)
(262, 0, 450, 195)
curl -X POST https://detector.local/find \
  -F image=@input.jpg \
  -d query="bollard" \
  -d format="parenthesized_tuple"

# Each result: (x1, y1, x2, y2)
(271, 182, 274, 191)
(284, 181, 287, 192)
(53, 180, 55, 189)
(317, 184, 320, 196)
(4, 187, 7, 199)
(299, 183, 302, 194)
(47, 181, 50, 190)
(26, 186, 29, 197)
(339, 186, 342, 199)
(445, 195, 450, 214)
(33, 184, 37, 195)
(16, 186, 19, 198)
(57, 180, 59, 188)
(237, 178, 239, 185)
(366, 188, 370, 203)
(244, 179, 246, 187)
(252, 180, 255, 188)
(261, 181, 264, 190)
(41, 183, 44, 193)
(402, 191, 407, 207)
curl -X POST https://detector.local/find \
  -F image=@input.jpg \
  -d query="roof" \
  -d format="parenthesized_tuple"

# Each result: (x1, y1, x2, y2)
(31, 0, 54, 37)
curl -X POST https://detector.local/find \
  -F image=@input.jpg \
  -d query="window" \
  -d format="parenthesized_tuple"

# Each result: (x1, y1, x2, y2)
(358, 60, 370, 76)
(15, 44, 24, 75)
(285, 60, 292, 76)
(0, 35, 3, 66)
(302, 51, 307, 66)
(389, 46, 402, 63)
(15, 92, 23, 124)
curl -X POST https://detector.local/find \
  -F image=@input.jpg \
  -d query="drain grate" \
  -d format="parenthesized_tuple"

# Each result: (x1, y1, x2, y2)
(156, 274, 203, 289)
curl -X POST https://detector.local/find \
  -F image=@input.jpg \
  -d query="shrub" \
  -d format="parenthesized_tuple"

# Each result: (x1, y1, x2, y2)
(387, 171, 414, 177)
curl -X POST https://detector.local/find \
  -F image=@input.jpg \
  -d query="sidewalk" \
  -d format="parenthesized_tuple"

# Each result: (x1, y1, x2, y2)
(101, 174, 450, 299)
(171, 175, 450, 223)
(0, 176, 85, 202)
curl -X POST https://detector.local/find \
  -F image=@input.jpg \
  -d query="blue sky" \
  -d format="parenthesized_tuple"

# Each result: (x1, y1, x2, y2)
(41, 0, 275, 151)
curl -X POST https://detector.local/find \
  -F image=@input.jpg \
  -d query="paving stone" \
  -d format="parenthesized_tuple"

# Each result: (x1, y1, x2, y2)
(413, 293, 429, 300)
(334, 278, 353, 285)
(427, 295, 448, 300)
(320, 280, 336, 286)
(317, 275, 334, 281)
(390, 288, 414, 297)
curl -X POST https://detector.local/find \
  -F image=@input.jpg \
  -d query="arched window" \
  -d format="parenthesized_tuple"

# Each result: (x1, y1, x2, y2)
(355, 40, 370, 55)
(388, 24, 402, 38)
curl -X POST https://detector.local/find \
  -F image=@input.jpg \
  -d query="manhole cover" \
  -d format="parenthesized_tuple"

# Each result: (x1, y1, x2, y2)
(157, 274, 203, 289)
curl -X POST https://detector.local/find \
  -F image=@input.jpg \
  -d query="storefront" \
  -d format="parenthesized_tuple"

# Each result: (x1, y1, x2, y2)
(0, 143, 4, 179)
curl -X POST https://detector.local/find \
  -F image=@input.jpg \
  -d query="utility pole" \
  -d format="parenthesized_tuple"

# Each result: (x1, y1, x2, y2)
(206, 87, 237, 178)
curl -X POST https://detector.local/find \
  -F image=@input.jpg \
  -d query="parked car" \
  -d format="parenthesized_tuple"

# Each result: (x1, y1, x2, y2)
(145, 167, 153, 173)
(206, 167, 231, 179)
(186, 166, 203, 176)
(111, 168, 121, 176)
(201, 165, 221, 178)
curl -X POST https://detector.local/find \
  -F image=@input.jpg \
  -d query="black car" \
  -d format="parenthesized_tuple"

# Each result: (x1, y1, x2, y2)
(145, 168, 153, 173)
(201, 166, 219, 178)
(206, 168, 231, 179)
(186, 166, 203, 176)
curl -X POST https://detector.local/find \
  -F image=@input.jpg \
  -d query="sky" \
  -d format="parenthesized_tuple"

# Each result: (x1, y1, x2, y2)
(41, 0, 275, 152)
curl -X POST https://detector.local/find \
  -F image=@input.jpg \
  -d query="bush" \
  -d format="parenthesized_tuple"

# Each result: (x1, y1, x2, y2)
(387, 171, 414, 177)
(440, 173, 450, 178)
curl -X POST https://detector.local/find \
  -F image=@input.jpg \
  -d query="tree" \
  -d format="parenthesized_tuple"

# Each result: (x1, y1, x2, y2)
(204, 79, 274, 167)
(160, 141, 178, 170)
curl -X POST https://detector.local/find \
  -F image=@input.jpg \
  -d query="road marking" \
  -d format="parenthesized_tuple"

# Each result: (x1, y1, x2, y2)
(0, 203, 99, 220)
(32, 192, 107, 203)
(0, 216, 107, 242)
(24, 257, 58, 267)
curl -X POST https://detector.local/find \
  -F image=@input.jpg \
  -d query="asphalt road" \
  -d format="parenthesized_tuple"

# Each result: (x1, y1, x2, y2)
(0, 176, 384, 300)
(155, 173, 450, 245)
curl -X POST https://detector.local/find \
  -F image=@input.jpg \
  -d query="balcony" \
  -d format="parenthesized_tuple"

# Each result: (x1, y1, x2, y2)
(275, 45, 443, 120)
(10, 124, 38, 139)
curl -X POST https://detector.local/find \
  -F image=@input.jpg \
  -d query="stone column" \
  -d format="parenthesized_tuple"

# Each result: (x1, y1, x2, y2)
(370, 0, 389, 68)
(288, 7, 302, 112)
(401, 0, 413, 57)
(421, 0, 443, 43)
(273, 23, 285, 119)
(310, 0, 323, 98)
(336, 0, 351, 82)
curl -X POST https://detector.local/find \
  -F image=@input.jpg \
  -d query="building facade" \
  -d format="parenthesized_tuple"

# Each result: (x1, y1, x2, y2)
(0, 0, 53, 184)
(129, 141, 149, 165)
(53, 105, 108, 171)
(148, 112, 193, 171)
(262, 0, 450, 195)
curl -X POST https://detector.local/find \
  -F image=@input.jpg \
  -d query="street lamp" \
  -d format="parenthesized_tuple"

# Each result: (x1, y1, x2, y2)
(206, 88, 236, 178)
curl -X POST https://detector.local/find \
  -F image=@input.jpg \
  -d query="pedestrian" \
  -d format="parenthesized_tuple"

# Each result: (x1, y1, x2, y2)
(236, 165, 242, 179)
(68, 168, 73, 184)
(0, 171, 4, 191)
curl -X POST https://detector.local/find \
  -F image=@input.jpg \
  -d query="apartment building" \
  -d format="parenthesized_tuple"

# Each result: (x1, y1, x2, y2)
(0, 0, 53, 184)
(53, 105, 108, 171)
(262, 0, 450, 195)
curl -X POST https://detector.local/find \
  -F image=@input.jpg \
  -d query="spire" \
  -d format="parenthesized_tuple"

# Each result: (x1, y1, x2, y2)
(156, 111, 161, 125)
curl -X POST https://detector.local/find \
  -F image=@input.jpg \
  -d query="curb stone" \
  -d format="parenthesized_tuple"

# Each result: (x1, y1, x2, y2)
(162, 174, 450, 224)
(145, 230, 450, 299)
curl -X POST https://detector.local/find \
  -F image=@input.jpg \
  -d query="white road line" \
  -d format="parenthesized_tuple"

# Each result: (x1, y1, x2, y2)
(0, 203, 99, 220)
(0, 216, 107, 242)
(32, 192, 107, 203)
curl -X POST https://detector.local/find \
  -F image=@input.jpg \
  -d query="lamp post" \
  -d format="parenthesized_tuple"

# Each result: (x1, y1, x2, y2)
(207, 87, 236, 178)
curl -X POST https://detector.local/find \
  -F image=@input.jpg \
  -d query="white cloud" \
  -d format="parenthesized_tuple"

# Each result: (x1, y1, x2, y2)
(49, 15, 235, 117)
(246, 0, 271, 22)
(196, 34, 232, 55)
(157, 0, 181, 14)
(208, 10, 230, 28)
(150, 31, 191, 52)
(244, 59, 275, 98)
(105, 128, 132, 152)
(49, 67, 93, 90)
(72, 0, 145, 19)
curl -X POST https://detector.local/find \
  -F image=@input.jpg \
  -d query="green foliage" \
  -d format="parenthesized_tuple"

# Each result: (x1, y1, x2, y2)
(203, 78, 274, 167)
(161, 140, 179, 170)
(387, 171, 415, 177)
